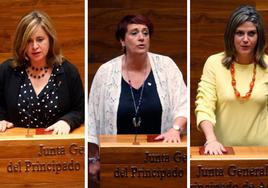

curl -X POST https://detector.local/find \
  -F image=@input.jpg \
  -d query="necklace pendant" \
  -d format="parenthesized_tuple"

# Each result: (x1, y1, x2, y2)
(132, 117, 141, 128)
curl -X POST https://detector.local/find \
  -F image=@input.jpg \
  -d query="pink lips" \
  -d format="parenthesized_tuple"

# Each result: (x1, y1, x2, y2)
(137, 44, 145, 48)
(32, 52, 41, 55)
(240, 45, 250, 50)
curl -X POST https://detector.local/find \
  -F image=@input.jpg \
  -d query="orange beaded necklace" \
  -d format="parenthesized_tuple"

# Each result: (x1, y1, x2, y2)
(230, 62, 256, 99)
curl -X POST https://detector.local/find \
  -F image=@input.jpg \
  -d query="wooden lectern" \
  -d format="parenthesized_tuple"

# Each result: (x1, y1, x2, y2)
(191, 146, 268, 187)
(100, 134, 187, 188)
(0, 127, 84, 188)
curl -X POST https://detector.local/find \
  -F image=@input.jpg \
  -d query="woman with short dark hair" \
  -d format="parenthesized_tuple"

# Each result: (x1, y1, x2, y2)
(89, 14, 187, 144)
(88, 14, 187, 182)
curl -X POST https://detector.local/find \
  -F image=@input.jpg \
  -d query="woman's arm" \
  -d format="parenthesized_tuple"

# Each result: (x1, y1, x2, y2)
(155, 56, 187, 143)
(88, 142, 100, 184)
(47, 61, 84, 133)
(195, 55, 226, 154)
(173, 116, 187, 132)
(155, 116, 186, 143)
(0, 61, 14, 132)
(0, 61, 7, 120)
(88, 63, 108, 145)
(200, 120, 226, 155)
(60, 65, 84, 129)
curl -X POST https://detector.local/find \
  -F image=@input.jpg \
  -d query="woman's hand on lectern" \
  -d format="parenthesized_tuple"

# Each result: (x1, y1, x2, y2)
(0, 120, 14, 132)
(154, 128, 181, 143)
(200, 120, 226, 155)
(154, 117, 186, 143)
(45, 120, 71, 135)
(204, 140, 226, 155)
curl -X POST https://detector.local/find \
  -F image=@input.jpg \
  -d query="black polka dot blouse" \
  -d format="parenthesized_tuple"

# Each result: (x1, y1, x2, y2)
(17, 67, 60, 128)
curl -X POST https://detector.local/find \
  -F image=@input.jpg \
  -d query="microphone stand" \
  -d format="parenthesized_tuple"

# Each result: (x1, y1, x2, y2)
(25, 100, 34, 138)
(26, 125, 33, 137)
(132, 117, 141, 145)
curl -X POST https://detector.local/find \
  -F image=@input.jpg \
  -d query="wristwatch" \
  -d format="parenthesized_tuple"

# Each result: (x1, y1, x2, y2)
(173, 124, 182, 132)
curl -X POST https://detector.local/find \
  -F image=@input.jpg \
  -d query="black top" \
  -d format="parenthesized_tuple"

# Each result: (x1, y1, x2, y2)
(17, 68, 60, 128)
(0, 59, 84, 130)
(117, 70, 162, 134)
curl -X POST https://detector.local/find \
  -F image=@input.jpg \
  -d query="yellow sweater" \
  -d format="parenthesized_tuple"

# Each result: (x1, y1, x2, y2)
(195, 52, 268, 146)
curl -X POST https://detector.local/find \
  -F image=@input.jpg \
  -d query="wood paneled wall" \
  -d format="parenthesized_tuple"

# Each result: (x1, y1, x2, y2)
(0, 0, 84, 83)
(88, 0, 187, 89)
(190, 0, 268, 146)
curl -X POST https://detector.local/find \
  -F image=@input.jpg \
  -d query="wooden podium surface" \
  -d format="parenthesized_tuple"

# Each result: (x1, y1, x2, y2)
(0, 126, 84, 188)
(191, 146, 268, 187)
(100, 135, 187, 188)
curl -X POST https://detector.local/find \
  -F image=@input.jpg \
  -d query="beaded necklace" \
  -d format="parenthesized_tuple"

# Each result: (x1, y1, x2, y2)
(230, 62, 256, 99)
(26, 66, 49, 79)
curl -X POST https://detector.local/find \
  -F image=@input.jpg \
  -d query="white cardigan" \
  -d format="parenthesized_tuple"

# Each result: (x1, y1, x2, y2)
(88, 52, 187, 144)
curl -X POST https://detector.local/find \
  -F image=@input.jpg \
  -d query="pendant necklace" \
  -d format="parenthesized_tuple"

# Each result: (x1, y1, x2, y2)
(129, 81, 144, 128)
(125, 58, 148, 130)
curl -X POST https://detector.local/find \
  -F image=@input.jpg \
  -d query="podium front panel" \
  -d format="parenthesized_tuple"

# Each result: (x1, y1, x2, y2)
(0, 127, 84, 188)
(100, 135, 187, 188)
(191, 146, 268, 187)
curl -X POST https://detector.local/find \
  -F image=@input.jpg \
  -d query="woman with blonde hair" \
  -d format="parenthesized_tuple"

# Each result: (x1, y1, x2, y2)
(0, 11, 84, 134)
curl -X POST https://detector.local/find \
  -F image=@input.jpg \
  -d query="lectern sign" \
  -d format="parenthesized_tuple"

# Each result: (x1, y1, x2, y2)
(100, 135, 187, 188)
(0, 128, 84, 188)
(6, 143, 83, 174)
(113, 151, 186, 180)
(190, 146, 268, 187)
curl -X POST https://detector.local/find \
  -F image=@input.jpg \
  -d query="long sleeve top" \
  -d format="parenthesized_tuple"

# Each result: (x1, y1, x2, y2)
(88, 52, 187, 144)
(195, 52, 268, 146)
(0, 59, 84, 131)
